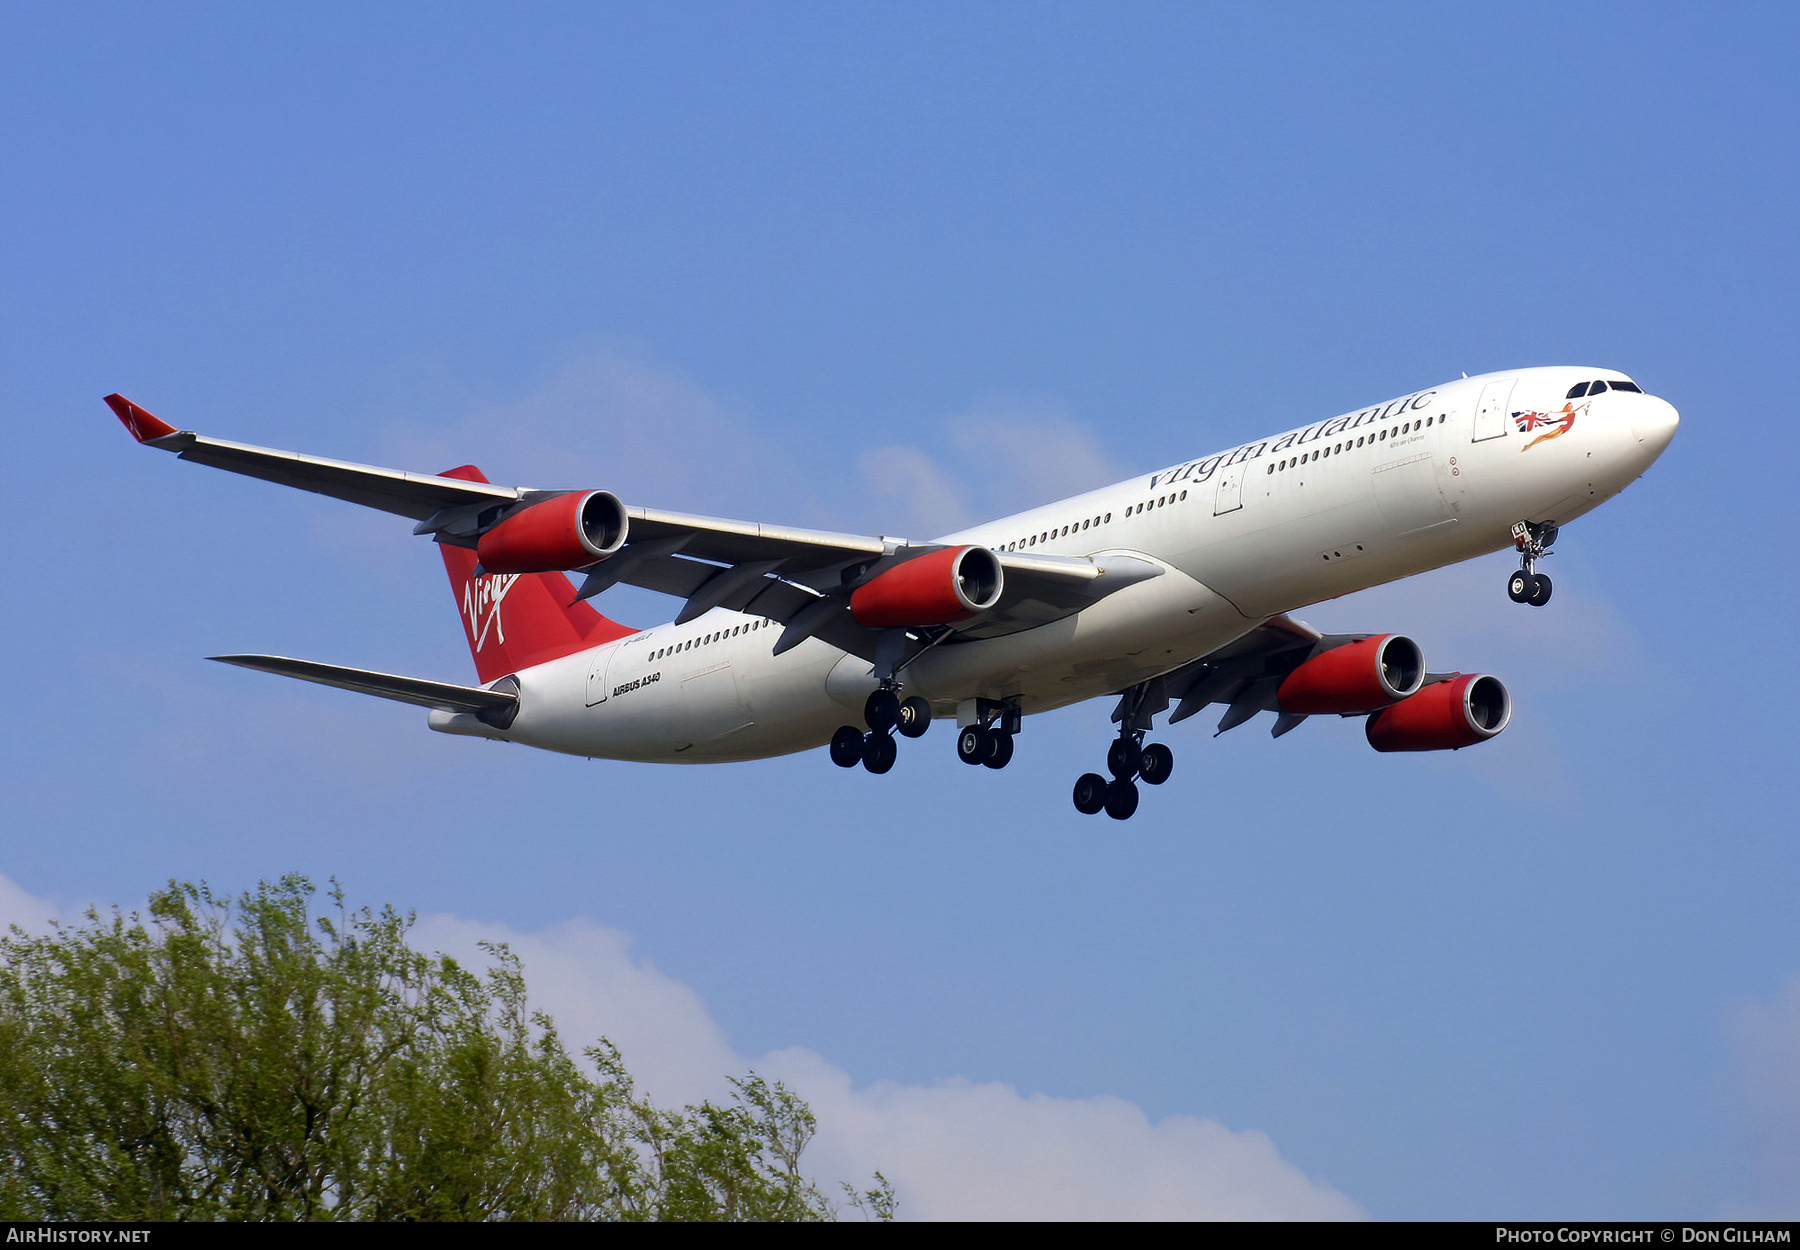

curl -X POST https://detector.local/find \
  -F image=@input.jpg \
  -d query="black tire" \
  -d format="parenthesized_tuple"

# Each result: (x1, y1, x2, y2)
(1073, 772, 1108, 815)
(1507, 570, 1532, 603)
(1527, 573, 1553, 606)
(897, 696, 932, 738)
(983, 730, 1014, 770)
(1103, 778, 1140, 820)
(864, 689, 900, 732)
(862, 731, 897, 774)
(829, 725, 864, 768)
(1138, 742, 1173, 786)
(957, 726, 989, 765)
(1106, 737, 1142, 780)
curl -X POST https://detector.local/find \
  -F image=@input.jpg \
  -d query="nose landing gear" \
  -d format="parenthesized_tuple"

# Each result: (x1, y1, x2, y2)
(1074, 682, 1174, 820)
(830, 687, 934, 774)
(1507, 521, 1558, 607)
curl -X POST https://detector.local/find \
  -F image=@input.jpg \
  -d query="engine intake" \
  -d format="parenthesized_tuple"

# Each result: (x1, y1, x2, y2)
(1277, 634, 1424, 715)
(476, 491, 628, 574)
(850, 546, 1004, 628)
(1365, 673, 1511, 752)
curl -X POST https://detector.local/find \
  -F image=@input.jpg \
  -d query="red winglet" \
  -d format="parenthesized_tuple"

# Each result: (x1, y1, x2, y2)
(104, 393, 178, 443)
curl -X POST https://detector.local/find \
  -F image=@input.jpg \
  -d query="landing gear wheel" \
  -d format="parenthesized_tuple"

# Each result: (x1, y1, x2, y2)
(1138, 742, 1174, 786)
(864, 689, 900, 732)
(956, 726, 990, 765)
(1106, 737, 1142, 780)
(1507, 570, 1533, 603)
(1527, 573, 1553, 606)
(862, 731, 897, 774)
(1103, 778, 1140, 820)
(829, 725, 864, 768)
(1073, 773, 1108, 815)
(982, 730, 1014, 769)
(896, 696, 932, 738)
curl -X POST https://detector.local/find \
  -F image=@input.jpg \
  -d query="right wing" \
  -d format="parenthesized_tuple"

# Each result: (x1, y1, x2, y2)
(105, 395, 520, 519)
(110, 395, 1162, 661)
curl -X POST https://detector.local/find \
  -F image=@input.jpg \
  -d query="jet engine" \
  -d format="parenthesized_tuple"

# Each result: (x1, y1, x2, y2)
(1364, 673, 1511, 752)
(850, 546, 1004, 628)
(475, 491, 628, 574)
(1276, 634, 1424, 715)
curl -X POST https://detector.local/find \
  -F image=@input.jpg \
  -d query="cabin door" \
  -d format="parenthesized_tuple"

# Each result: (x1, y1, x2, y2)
(586, 644, 617, 707)
(1472, 378, 1515, 442)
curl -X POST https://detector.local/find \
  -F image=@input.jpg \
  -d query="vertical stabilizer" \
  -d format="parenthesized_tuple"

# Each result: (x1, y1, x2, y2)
(437, 466, 635, 684)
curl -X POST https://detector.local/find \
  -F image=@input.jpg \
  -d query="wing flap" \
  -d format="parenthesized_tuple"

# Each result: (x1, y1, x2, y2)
(627, 507, 886, 571)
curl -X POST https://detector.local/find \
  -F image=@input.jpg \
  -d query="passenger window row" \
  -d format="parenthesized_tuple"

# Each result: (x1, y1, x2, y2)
(999, 487, 1195, 552)
(1003, 510, 1114, 552)
(1566, 378, 1643, 398)
(1267, 415, 1441, 474)
(651, 617, 770, 661)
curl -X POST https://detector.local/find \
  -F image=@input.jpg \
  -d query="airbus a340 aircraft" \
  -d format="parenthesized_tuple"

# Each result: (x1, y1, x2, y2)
(108, 366, 1677, 820)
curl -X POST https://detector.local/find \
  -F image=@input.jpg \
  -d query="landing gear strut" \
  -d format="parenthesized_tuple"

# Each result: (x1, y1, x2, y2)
(1508, 520, 1557, 607)
(1074, 682, 1174, 820)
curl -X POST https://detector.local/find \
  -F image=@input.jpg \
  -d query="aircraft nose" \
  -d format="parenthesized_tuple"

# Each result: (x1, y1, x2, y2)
(1629, 396, 1679, 459)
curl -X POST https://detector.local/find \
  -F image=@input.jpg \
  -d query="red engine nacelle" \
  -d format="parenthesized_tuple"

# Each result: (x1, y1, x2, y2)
(475, 491, 628, 574)
(1365, 673, 1511, 752)
(850, 546, 1004, 628)
(1276, 634, 1424, 715)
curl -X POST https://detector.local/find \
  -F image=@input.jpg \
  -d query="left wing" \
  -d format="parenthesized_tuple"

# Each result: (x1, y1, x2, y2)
(1137, 615, 1457, 739)
(109, 394, 1161, 659)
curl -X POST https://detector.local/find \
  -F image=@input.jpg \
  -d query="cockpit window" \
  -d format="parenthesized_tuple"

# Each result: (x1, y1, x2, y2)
(1609, 380, 1643, 393)
(1588, 379, 1609, 394)
(1566, 382, 1590, 398)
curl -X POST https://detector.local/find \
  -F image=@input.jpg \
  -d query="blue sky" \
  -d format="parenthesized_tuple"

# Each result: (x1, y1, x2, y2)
(3, 1, 1797, 1219)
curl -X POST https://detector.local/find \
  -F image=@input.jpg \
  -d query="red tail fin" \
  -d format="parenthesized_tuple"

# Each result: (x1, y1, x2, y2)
(438, 466, 635, 684)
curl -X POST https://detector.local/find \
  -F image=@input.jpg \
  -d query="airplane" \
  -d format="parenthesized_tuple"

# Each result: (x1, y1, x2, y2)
(106, 366, 1678, 820)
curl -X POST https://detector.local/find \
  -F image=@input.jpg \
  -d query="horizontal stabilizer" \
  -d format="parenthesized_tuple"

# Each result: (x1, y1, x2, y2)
(209, 655, 518, 719)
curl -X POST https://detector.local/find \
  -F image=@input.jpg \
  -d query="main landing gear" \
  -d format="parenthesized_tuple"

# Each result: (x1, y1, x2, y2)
(830, 687, 932, 774)
(1074, 682, 1173, 820)
(955, 699, 1019, 770)
(1507, 520, 1557, 607)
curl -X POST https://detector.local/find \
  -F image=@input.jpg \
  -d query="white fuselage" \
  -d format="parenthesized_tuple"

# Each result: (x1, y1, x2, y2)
(438, 367, 1678, 762)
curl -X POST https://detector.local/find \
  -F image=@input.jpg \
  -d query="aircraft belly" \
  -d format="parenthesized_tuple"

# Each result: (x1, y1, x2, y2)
(905, 561, 1255, 713)
(505, 633, 848, 764)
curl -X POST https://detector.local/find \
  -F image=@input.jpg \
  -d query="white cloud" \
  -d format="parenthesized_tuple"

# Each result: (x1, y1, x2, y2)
(412, 913, 741, 1111)
(414, 910, 1364, 1221)
(856, 397, 1131, 541)
(377, 341, 819, 525)
(297, 346, 1132, 570)
(0, 873, 65, 934)
(858, 444, 977, 538)
(759, 1047, 1364, 1221)
(1724, 977, 1800, 1218)
(948, 404, 1130, 514)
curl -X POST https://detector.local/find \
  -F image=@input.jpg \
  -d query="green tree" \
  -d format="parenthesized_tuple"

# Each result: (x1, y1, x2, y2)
(0, 876, 891, 1222)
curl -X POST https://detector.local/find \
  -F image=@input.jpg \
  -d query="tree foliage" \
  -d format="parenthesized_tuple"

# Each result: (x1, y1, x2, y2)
(0, 876, 890, 1221)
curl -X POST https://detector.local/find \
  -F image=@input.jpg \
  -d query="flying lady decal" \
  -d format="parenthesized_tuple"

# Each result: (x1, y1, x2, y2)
(1512, 401, 1586, 452)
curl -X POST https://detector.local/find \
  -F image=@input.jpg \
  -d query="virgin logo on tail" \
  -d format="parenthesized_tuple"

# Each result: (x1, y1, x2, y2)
(462, 573, 521, 651)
